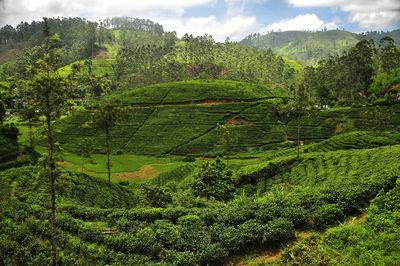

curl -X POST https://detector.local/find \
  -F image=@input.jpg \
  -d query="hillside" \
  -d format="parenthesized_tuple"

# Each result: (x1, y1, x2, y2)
(1, 13, 400, 266)
(1, 133, 399, 265)
(55, 80, 400, 156)
(241, 29, 400, 64)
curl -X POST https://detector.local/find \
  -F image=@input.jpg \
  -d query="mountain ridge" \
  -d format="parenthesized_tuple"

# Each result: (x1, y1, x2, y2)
(241, 29, 400, 64)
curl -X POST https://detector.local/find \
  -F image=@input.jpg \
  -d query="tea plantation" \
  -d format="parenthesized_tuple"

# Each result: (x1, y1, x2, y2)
(1, 80, 400, 265)
(1, 139, 399, 265)
(55, 80, 400, 156)
(1, 14, 400, 266)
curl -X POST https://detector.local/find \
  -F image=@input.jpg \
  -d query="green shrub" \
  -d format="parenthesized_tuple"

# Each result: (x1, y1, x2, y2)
(141, 184, 173, 207)
(191, 158, 234, 201)
(312, 203, 345, 229)
(182, 155, 196, 162)
(219, 226, 244, 251)
(154, 219, 181, 249)
(262, 218, 295, 246)
(282, 206, 308, 227)
(2, 123, 19, 140)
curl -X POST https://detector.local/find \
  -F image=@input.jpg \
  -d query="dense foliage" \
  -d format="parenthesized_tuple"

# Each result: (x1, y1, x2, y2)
(0, 142, 399, 265)
(302, 37, 400, 106)
(277, 179, 400, 265)
(0, 15, 399, 266)
(242, 29, 400, 65)
(115, 34, 297, 88)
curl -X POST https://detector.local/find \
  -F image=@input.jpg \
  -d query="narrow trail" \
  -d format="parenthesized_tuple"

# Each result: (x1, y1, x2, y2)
(10, 181, 17, 198)
(232, 212, 368, 266)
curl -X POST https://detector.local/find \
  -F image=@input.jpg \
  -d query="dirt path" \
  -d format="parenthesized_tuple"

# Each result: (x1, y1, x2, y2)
(113, 165, 159, 181)
(10, 181, 17, 198)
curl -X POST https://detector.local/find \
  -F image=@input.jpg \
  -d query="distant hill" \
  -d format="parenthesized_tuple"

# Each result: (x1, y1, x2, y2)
(241, 29, 400, 65)
(0, 16, 164, 65)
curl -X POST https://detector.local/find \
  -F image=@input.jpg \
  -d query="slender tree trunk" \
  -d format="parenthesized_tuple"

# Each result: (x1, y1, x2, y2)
(105, 130, 111, 185)
(297, 120, 300, 159)
(46, 109, 57, 266)
(29, 119, 33, 149)
(283, 123, 289, 142)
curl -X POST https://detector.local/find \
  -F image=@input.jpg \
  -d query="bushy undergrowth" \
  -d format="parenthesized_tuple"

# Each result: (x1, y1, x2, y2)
(1, 143, 399, 265)
(277, 179, 400, 266)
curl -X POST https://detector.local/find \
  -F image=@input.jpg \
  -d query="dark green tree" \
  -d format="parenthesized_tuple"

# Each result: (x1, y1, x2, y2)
(75, 138, 94, 172)
(191, 158, 234, 201)
(274, 99, 298, 143)
(14, 80, 39, 148)
(378, 36, 400, 73)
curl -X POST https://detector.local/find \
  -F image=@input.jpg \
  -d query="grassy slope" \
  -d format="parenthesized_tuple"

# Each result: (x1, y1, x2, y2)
(58, 58, 116, 77)
(56, 79, 400, 156)
(244, 29, 400, 65)
(1, 132, 399, 265)
(228, 141, 400, 265)
(55, 80, 283, 155)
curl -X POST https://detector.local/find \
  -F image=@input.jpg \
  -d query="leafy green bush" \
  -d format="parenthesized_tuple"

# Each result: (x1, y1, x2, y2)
(1, 123, 19, 140)
(262, 218, 295, 246)
(191, 158, 234, 201)
(312, 204, 345, 229)
(141, 184, 173, 207)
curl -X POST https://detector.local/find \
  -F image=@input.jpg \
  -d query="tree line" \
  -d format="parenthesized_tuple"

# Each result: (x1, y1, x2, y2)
(302, 37, 400, 107)
(115, 33, 297, 88)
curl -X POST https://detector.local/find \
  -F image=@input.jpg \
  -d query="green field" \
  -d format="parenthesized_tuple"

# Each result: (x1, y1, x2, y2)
(55, 80, 400, 157)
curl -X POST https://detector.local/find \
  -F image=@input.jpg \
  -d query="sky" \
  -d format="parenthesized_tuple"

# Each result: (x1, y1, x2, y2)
(0, 0, 399, 41)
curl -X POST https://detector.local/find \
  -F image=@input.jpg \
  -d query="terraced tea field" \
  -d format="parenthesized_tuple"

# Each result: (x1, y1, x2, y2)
(55, 80, 400, 156)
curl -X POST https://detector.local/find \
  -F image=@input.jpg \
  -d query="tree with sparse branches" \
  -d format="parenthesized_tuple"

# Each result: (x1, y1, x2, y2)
(91, 98, 128, 185)
(17, 18, 82, 266)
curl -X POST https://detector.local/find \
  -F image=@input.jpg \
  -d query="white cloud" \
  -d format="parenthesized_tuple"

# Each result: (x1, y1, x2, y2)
(287, 0, 400, 29)
(0, 0, 260, 42)
(0, 0, 215, 26)
(225, 0, 268, 17)
(159, 15, 260, 42)
(261, 13, 338, 32)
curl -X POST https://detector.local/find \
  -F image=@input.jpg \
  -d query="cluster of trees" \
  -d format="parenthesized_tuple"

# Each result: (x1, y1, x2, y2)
(116, 33, 296, 88)
(100, 17, 164, 34)
(3, 18, 123, 265)
(0, 18, 96, 63)
(302, 37, 400, 106)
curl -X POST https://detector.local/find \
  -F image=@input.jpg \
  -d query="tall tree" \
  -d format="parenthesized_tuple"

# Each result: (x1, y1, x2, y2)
(91, 99, 127, 185)
(75, 138, 94, 172)
(378, 36, 400, 73)
(274, 99, 298, 143)
(346, 39, 375, 97)
(20, 18, 81, 265)
(14, 80, 38, 148)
